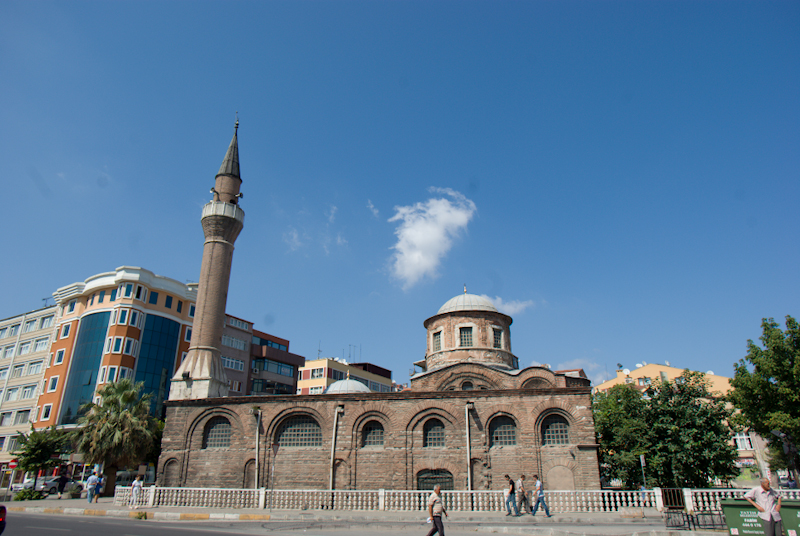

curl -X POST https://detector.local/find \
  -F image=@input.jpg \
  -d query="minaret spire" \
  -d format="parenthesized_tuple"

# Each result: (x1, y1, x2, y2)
(170, 120, 246, 400)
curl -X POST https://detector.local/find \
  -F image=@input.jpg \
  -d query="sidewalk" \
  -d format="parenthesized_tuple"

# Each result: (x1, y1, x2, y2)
(6, 495, 723, 535)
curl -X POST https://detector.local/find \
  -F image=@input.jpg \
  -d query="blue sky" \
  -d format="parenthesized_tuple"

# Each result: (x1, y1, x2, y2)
(1, 1, 798, 386)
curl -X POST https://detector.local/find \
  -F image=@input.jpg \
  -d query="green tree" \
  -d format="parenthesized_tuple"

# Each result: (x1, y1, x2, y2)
(13, 425, 68, 491)
(644, 371, 739, 488)
(71, 379, 158, 496)
(592, 384, 650, 488)
(728, 316, 800, 478)
(592, 371, 739, 489)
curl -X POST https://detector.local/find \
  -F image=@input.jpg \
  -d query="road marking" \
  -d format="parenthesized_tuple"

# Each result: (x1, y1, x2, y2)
(23, 527, 71, 531)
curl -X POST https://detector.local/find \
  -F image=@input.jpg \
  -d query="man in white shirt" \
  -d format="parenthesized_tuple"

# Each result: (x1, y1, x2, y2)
(516, 475, 531, 515)
(744, 478, 783, 536)
(85, 472, 99, 504)
(425, 484, 448, 536)
(531, 474, 552, 518)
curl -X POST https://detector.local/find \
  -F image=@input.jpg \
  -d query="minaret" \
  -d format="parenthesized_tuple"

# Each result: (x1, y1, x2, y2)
(169, 120, 245, 400)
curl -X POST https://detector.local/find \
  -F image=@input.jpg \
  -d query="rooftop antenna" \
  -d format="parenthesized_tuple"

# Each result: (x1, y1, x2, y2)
(317, 341, 321, 359)
(42, 297, 51, 307)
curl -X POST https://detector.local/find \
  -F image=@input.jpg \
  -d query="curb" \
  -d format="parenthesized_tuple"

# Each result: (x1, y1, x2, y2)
(7, 506, 271, 521)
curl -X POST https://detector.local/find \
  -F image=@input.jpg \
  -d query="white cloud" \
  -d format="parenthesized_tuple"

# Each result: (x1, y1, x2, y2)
(388, 188, 476, 290)
(283, 227, 303, 251)
(367, 199, 379, 218)
(336, 233, 347, 246)
(479, 295, 535, 316)
(327, 205, 338, 224)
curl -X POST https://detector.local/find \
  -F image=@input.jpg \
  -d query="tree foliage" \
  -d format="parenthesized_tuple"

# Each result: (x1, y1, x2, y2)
(71, 379, 158, 495)
(592, 371, 739, 489)
(728, 316, 800, 474)
(13, 425, 69, 489)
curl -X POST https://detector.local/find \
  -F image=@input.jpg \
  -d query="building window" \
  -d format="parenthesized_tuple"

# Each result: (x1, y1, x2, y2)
(54, 349, 65, 365)
(118, 309, 128, 325)
(60, 324, 71, 339)
(129, 311, 139, 328)
(309, 386, 323, 394)
(432, 331, 441, 352)
(189, 304, 195, 318)
(0, 327, 6, 339)
(34, 338, 49, 352)
(67, 301, 76, 313)
(40, 315, 54, 329)
(489, 416, 517, 446)
(221, 335, 247, 351)
(228, 317, 250, 331)
(123, 283, 134, 298)
(0, 413, 11, 426)
(176, 300, 183, 314)
(107, 366, 117, 382)
(0, 368, 7, 381)
(362, 421, 385, 447)
(135, 285, 145, 301)
(48, 376, 59, 392)
(735, 432, 754, 451)
(41, 404, 52, 421)
(18, 341, 32, 355)
(203, 416, 232, 448)
(14, 410, 31, 425)
(12, 364, 25, 378)
(8, 325, 20, 337)
(185, 328, 192, 342)
(311, 368, 324, 379)
(542, 415, 570, 445)
(2, 346, 13, 359)
(148, 291, 159, 305)
(23, 320, 37, 333)
(277, 416, 323, 447)
(493, 328, 502, 349)
(123, 338, 135, 355)
(417, 469, 454, 491)
(638, 377, 651, 386)
(461, 381, 474, 391)
(27, 361, 43, 375)
(113, 337, 123, 353)
(221, 356, 244, 371)
(21, 385, 36, 399)
(423, 418, 445, 447)
(459, 327, 473, 347)
(164, 296, 173, 309)
(110, 289, 117, 301)
(98, 290, 105, 303)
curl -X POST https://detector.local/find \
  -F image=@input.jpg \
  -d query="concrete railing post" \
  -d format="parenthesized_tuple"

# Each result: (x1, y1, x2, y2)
(259, 487, 266, 509)
(683, 488, 694, 513)
(379, 489, 385, 511)
(653, 487, 664, 512)
(147, 485, 157, 508)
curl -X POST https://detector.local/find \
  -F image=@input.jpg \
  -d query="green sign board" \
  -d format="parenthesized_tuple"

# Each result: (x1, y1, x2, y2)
(721, 499, 800, 536)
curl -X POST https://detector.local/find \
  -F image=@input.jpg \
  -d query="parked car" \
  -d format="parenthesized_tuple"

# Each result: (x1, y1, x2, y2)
(12, 476, 82, 495)
(0, 504, 6, 534)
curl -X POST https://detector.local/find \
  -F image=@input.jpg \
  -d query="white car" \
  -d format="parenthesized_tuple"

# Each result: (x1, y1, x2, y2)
(12, 476, 82, 495)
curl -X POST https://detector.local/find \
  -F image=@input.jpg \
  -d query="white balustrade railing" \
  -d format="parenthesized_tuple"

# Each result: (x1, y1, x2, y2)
(112, 486, 798, 512)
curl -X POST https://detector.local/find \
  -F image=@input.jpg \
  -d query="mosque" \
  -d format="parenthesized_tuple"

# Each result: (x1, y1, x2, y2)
(157, 124, 601, 491)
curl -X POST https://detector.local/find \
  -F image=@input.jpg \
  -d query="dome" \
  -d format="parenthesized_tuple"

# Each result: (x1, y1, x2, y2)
(437, 293, 498, 315)
(324, 379, 372, 394)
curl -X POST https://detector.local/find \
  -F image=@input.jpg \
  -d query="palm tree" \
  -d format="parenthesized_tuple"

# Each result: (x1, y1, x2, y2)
(72, 379, 158, 496)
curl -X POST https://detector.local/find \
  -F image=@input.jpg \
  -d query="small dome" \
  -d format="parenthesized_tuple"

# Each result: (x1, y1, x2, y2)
(324, 379, 372, 394)
(437, 293, 497, 315)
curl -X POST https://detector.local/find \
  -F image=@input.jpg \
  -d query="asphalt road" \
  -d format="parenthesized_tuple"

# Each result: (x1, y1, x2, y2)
(9, 511, 675, 536)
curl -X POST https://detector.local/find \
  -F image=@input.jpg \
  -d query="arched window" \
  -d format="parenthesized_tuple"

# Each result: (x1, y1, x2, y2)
(423, 418, 445, 447)
(277, 415, 323, 447)
(203, 416, 231, 448)
(461, 381, 474, 391)
(489, 416, 516, 446)
(417, 469, 453, 491)
(362, 420, 384, 447)
(542, 414, 570, 445)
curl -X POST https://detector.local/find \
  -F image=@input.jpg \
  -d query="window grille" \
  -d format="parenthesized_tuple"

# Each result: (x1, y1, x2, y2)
(362, 421, 384, 447)
(542, 415, 570, 445)
(417, 469, 454, 491)
(424, 418, 445, 447)
(203, 416, 232, 448)
(459, 327, 473, 347)
(433, 332, 441, 352)
(490, 416, 516, 446)
(277, 416, 322, 447)
(493, 328, 502, 349)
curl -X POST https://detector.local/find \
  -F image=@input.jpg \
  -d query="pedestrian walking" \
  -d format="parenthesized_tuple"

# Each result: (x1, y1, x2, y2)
(129, 475, 143, 509)
(516, 474, 531, 514)
(94, 473, 105, 503)
(504, 474, 520, 516)
(424, 484, 448, 536)
(531, 474, 552, 518)
(57, 471, 69, 499)
(744, 478, 783, 536)
(85, 472, 99, 503)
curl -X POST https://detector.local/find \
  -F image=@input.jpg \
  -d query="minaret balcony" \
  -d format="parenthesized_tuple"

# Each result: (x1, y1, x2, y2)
(202, 201, 245, 225)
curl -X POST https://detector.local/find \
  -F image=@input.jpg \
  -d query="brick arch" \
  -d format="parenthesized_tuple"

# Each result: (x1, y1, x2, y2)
(433, 368, 503, 391)
(265, 406, 328, 444)
(516, 367, 558, 389)
(350, 404, 393, 449)
(187, 407, 246, 451)
(403, 401, 460, 432)
(161, 458, 180, 487)
(540, 457, 578, 491)
(413, 461, 461, 487)
(529, 398, 580, 427)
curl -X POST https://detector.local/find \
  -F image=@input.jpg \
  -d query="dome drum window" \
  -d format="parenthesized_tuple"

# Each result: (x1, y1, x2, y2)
(203, 416, 232, 449)
(277, 415, 323, 447)
(542, 415, 570, 445)
(459, 327, 473, 347)
(432, 331, 441, 352)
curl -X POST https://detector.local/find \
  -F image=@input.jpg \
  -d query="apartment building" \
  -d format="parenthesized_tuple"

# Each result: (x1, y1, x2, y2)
(249, 329, 304, 395)
(297, 358, 392, 394)
(0, 306, 57, 464)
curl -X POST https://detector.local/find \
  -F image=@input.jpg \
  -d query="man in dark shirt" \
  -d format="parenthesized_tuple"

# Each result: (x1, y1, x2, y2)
(505, 474, 520, 516)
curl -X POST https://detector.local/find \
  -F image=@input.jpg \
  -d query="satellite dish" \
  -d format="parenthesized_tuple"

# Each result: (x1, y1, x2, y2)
(642, 361, 648, 366)
(635, 363, 643, 368)
(623, 368, 631, 375)
(706, 370, 714, 375)
(665, 361, 671, 367)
